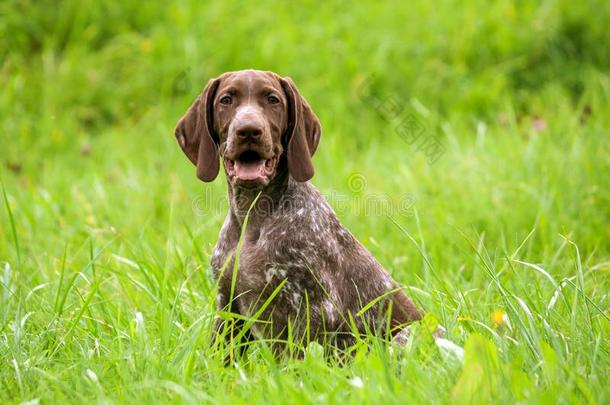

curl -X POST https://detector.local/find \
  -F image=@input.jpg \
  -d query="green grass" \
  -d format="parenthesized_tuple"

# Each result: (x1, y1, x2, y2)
(1, 0, 609, 403)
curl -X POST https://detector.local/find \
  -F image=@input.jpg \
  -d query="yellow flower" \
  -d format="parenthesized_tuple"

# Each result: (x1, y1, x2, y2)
(492, 309, 508, 327)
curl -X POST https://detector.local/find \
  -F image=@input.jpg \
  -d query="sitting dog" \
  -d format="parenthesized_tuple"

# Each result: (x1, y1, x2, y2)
(175, 69, 422, 352)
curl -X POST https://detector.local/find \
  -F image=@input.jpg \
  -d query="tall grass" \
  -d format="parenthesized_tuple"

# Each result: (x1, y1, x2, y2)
(0, 0, 609, 403)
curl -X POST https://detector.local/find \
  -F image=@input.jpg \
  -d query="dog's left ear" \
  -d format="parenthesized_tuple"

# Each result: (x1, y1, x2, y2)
(174, 78, 221, 182)
(280, 77, 321, 182)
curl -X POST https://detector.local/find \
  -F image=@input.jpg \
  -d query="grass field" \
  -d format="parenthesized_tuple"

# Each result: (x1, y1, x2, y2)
(1, 1, 609, 403)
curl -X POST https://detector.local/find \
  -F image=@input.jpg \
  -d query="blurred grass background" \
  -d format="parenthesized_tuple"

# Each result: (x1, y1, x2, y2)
(0, 0, 609, 403)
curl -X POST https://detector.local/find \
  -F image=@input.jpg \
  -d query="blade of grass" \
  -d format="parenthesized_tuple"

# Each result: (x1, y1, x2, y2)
(1, 178, 21, 266)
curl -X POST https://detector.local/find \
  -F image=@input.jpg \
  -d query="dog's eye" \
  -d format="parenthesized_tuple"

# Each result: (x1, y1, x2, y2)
(267, 95, 280, 104)
(219, 95, 232, 105)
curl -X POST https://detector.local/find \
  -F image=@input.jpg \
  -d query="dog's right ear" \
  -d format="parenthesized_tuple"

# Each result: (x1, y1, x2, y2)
(174, 78, 221, 182)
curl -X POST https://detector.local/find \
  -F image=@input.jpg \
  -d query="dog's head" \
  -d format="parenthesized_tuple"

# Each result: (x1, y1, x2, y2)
(175, 70, 321, 188)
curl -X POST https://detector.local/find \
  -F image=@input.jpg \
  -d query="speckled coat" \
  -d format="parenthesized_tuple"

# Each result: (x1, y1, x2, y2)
(210, 168, 421, 349)
(174, 70, 422, 353)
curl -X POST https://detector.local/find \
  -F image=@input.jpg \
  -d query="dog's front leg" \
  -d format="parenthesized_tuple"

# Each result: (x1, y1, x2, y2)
(213, 263, 252, 362)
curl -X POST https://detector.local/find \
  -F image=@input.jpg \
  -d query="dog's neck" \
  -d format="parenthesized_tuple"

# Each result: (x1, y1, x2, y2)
(226, 162, 293, 227)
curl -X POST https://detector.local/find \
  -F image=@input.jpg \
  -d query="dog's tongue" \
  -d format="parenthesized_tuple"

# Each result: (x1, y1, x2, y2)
(234, 159, 265, 180)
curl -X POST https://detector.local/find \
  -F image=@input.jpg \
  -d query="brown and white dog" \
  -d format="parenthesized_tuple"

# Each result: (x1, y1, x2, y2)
(175, 69, 422, 353)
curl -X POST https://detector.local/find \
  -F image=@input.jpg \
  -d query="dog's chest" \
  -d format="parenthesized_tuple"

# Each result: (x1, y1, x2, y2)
(210, 210, 337, 304)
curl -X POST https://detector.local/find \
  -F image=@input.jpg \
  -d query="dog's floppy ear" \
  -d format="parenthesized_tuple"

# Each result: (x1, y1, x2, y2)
(280, 77, 321, 182)
(174, 78, 221, 182)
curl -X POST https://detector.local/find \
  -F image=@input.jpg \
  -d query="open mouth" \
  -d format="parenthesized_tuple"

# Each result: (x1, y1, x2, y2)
(225, 150, 277, 184)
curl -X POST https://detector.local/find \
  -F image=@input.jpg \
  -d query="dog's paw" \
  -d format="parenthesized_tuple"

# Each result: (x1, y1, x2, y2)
(392, 325, 412, 345)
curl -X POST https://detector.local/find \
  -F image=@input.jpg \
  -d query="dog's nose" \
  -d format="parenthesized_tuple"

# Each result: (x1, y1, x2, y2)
(235, 123, 263, 139)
